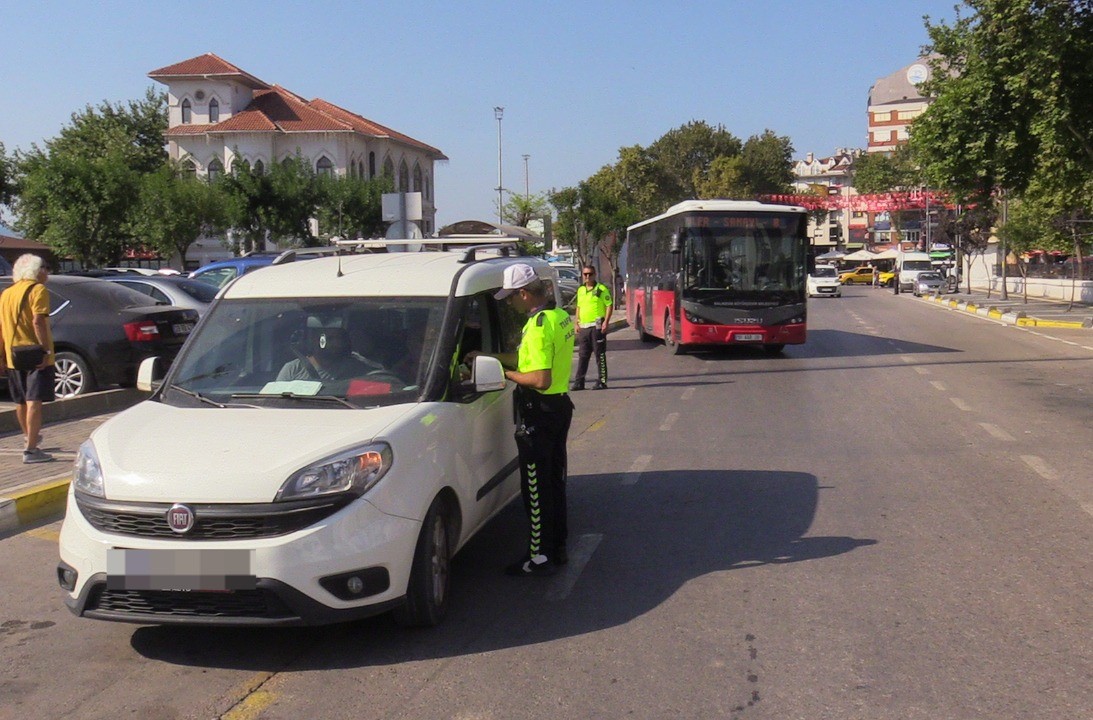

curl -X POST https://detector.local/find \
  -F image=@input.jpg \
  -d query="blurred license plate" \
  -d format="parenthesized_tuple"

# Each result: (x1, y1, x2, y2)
(736, 333, 763, 342)
(173, 322, 195, 335)
(106, 548, 255, 591)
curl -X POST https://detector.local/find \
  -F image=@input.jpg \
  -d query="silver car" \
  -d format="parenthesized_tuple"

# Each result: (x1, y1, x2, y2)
(102, 275, 218, 315)
(912, 271, 946, 296)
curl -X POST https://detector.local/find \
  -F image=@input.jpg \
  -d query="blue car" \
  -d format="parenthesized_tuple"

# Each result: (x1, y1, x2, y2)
(188, 254, 278, 288)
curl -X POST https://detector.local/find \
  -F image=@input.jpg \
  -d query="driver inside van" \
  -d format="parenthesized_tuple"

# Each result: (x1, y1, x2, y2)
(277, 326, 381, 383)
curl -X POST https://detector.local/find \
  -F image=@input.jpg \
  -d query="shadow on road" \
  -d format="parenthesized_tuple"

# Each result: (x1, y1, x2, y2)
(129, 469, 876, 670)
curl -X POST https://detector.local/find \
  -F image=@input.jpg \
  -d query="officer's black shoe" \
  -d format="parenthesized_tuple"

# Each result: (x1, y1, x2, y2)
(554, 547, 568, 566)
(505, 555, 557, 577)
(570, 380, 585, 391)
(591, 382, 607, 390)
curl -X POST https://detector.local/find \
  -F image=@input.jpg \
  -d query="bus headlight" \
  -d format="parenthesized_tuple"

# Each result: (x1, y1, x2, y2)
(684, 311, 709, 324)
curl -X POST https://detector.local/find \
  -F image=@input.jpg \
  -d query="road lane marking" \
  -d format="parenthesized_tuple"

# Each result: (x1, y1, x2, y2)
(1021, 455, 1058, 481)
(979, 423, 1015, 442)
(949, 398, 973, 411)
(660, 413, 679, 431)
(1081, 504, 1093, 519)
(930, 381, 947, 392)
(681, 387, 695, 400)
(900, 355, 915, 363)
(546, 533, 603, 601)
(623, 454, 653, 485)
(26, 527, 60, 542)
(587, 419, 607, 432)
(914, 366, 931, 375)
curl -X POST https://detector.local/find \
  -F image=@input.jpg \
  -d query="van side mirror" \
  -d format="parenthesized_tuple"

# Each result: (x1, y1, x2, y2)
(472, 355, 506, 393)
(669, 231, 682, 254)
(136, 356, 166, 392)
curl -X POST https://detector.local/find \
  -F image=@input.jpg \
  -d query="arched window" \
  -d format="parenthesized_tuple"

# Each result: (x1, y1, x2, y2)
(181, 159, 197, 176)
(181, 99, 192, 124)
(358, 160, 365, 179)
(413, 164, 423, 193)
(316, 156, 334, 176)
(282, 157, 295, 167)
(207, 157, 223, 182)
(230, 157, 248, 176)
(425, 176, 432, 201)
(398, 160, 409, 192)
(369, 152, 376, 178)
(383, 157, 394, 180)
(253, 159, 265, 175)
(209, 98, 220, 123)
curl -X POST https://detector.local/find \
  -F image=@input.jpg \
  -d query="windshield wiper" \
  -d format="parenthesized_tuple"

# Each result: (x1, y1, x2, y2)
(175, 364, 234, 385)
(169, 385, 227, 408)
(230, 392, 356, 408)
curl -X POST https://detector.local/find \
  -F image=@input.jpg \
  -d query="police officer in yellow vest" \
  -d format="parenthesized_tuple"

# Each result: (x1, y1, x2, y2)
(571, 265, 612, 391)
(485, 263, 576, 576)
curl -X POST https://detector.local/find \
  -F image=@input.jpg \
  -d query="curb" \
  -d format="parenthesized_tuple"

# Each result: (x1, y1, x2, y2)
(0, 475, 69, 537)
(921, 293, 1092, 329)
(1, 388, 148, 435)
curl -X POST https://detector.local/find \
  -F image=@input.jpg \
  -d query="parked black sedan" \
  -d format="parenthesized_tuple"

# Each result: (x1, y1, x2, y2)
(0, 276, 199, 397)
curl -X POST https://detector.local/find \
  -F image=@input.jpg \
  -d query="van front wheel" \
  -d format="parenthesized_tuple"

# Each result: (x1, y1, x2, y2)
(393, 495, 452, 628)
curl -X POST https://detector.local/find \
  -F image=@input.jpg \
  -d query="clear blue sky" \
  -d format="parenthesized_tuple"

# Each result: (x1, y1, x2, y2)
(1, 0, 961, 229)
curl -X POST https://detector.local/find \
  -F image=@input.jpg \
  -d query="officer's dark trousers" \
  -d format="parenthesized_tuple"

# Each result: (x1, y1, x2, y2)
(515, 391, 573, 560)
(574, 325, 607, 385)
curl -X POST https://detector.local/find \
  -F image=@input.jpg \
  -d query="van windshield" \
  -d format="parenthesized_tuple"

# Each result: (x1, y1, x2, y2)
(902, 260, 933, 271)
(162, 297, 445, 408)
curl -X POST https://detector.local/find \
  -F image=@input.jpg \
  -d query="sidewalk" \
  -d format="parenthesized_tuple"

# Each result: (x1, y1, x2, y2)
(0, 389, 146, 536)
(917, 286, 1093, 329)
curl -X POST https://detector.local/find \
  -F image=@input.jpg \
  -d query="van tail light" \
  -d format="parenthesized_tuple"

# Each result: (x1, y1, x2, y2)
(124, 320, 160, 342)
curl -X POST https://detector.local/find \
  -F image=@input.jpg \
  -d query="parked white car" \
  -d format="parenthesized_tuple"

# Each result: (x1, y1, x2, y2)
(58, 249, 561, 627)
(807, 265, 842, 298)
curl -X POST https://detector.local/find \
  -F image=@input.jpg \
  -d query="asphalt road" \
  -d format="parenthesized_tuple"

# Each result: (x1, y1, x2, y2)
(2, 287, 1091, 720)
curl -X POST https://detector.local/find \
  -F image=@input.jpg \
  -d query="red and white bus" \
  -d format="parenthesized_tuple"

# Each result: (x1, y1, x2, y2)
(625, 200, 809, 354)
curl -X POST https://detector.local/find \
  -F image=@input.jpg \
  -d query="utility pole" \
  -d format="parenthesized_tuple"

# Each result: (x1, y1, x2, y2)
(494, 107, 504, 225)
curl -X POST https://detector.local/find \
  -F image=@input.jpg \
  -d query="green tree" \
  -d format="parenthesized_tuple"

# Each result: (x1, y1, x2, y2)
(12, 89, 167, 265)
(739, 130, 794, 195)
(646, 120, 743, 203)
(128, 164, 227, 266)
(911, 0, 1093, 250)
(0, 142, 15, 220)
(266, 156, 324, 244)
(852, 147, 919, 243)
(695, 155, 748, 199)
(501, 190, 550, 228)
(316, 173, 390, 240)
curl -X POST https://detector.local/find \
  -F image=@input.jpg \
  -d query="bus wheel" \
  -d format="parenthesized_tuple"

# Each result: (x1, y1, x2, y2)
(636, 312, 653, 343)
(664, 315, 686, 355)
(763, 344, 785, 356)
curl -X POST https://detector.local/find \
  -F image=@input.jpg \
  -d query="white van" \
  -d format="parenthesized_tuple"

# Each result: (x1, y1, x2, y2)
(895, 251, 934, 292)
(57, 249, 561, 627)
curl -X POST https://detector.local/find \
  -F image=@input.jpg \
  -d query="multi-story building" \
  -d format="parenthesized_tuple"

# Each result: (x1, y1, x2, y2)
(148, 53, 447, 264)
(866, 58, 933, 154)
(791, 149, 869, 251)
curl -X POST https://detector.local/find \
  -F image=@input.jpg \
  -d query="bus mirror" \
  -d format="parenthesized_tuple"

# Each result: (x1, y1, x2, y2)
(669, 231, 682, 254)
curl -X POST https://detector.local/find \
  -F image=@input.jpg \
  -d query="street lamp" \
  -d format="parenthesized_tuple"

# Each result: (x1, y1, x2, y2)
(522, 154, 530, 200)
(494, 106, 504, 225)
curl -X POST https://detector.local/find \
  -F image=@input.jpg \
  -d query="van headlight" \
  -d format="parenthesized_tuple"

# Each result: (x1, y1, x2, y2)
(73, 440, 105, 498)
(276, 443, 393, 501)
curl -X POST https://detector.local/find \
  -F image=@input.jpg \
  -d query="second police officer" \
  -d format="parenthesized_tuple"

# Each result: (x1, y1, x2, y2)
(570, 264, 613, 391)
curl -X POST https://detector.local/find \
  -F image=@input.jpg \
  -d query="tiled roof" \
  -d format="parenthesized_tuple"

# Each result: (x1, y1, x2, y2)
(153, 56, 444, 157)
(308, 99, 447, 159)
(148, 53, 269, 89)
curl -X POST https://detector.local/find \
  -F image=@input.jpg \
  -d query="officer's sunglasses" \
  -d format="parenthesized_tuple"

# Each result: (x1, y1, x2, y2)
(582, 271, 595, 276)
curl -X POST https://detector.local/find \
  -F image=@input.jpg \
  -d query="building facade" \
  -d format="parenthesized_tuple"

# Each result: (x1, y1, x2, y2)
(148, 54, 447, 265)
(866, 58, 933, 154)
(791, 149, 869, 251)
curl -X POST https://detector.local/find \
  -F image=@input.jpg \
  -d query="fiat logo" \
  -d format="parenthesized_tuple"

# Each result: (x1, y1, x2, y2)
(166, 504, 195, 534)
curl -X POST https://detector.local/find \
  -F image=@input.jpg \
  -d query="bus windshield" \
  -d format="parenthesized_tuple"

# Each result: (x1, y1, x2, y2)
(681, 225, 805, 297)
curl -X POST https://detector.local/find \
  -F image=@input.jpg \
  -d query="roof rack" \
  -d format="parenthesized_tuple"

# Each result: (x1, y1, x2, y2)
(271, 246, 346, 265)
(458, 243, 519, 264)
